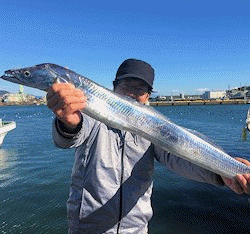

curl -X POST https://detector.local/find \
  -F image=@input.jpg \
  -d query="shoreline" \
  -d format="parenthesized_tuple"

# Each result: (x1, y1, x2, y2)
(0, 101, 46, 107)
(150, 99, 250, 106)
(0, 99, 249, 107)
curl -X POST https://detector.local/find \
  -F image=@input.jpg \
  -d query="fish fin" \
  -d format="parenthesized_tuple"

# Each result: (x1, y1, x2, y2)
(185, 127, 226, 152)
(46, 65, 69, 84)
(54, 76, 68, 84)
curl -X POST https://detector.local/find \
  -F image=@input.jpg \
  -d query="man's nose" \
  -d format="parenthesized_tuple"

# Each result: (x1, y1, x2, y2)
(126, 92, 136, 98)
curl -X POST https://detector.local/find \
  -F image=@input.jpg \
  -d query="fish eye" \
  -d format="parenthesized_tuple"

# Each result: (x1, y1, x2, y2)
(24, 71, 31, 77)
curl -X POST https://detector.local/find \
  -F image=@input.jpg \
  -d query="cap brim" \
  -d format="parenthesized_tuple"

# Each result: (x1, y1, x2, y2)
(116, 74, 153, 88)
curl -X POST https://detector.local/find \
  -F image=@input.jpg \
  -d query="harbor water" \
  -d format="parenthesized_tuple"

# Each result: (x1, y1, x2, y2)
(0, 104, 250, 233)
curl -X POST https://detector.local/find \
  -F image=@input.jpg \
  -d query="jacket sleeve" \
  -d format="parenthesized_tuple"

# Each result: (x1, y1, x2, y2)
(154, 145, 224, 186)
(52, 113, 96, 149)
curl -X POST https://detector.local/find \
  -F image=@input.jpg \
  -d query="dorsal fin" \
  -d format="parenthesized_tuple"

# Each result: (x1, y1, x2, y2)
(184, 127, 226, 152)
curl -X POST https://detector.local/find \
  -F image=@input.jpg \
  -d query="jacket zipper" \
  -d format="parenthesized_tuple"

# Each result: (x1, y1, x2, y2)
(117, 132, 125, 233)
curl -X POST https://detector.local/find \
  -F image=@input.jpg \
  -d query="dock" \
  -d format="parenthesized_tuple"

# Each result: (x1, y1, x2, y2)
(150, 99, 250, 106)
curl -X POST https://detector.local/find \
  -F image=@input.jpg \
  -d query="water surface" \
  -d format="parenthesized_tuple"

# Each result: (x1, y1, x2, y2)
(0, 104, 250, 233)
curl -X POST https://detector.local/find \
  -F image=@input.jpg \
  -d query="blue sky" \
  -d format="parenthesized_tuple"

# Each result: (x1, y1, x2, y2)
(0, 0, 249, 97)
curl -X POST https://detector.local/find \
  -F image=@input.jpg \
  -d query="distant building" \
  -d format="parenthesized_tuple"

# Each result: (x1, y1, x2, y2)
(227, 86, 249, 99)
(1, 85, 36, 103)
(152, 94, 202, 102)
(0, 90, 9, 97)
(230, 92, 245, 99)
(203, 91, 226, 100)
(156, 96, 167, 101)
(2, 93, 35, 103)
(150, 85, 250, 103)
(185, 94, 202, 100)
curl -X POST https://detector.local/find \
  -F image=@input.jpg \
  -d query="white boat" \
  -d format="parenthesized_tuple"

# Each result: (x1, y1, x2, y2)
(0, 119, 16, 147)
(246, 108, 250, 132)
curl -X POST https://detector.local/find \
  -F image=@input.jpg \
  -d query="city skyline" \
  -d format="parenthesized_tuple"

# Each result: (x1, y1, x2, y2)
(1, 82, 249, 99)
(0, 0, 249, 97)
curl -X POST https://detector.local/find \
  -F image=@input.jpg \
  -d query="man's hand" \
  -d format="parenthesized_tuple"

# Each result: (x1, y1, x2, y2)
(222, 158, 250, 194)
(46, 83, 86, 130)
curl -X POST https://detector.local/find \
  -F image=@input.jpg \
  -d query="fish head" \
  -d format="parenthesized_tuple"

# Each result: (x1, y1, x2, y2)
(1, 63, 79, 91)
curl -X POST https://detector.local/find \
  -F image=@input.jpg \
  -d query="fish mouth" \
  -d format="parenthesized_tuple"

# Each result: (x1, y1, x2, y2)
(1, 71, 24, 85)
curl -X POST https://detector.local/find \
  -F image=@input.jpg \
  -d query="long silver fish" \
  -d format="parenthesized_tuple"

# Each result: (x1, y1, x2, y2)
(1, 63, 250, 178)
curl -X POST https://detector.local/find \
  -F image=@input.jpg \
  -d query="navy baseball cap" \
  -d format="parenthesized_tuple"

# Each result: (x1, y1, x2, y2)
(115, 59, 155, 88)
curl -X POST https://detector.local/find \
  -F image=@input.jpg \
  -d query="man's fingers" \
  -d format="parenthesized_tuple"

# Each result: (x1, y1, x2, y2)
(245, 174, 250, 193)
(54, 107, 65, 121)
(62, 91, 86, 106)
(47, 85, 85, 111)
(46, 83, 86, 128)
(236, 175, 248, 192)
(46, 93, 61, 110)
(62, 102, 86, 115)
(49, 96, 86, 116)
(235, 158, 250, 166)
(51, 83, 75, 92)
(233, 158, 250, 194)
(49, 88, 84, 104)
(222, 177, 244, 195)
(47, 83, 75, 99)
(236, 174, 250, 194)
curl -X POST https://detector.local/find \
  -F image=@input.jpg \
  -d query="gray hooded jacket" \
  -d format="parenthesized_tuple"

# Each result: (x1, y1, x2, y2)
(52, 113, 223, 234)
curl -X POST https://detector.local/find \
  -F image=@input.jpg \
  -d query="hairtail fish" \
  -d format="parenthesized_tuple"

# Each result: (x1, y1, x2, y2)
(1, 63, 250, 178)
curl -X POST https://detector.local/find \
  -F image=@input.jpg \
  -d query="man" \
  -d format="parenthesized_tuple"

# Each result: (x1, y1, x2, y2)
(47, 59, 250, 233)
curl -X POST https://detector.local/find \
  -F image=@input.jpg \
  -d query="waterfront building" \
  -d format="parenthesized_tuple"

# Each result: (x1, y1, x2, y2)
(203, 91, 226, 100)
(1, 85, 36, 104)
(2, 93, 36, 103)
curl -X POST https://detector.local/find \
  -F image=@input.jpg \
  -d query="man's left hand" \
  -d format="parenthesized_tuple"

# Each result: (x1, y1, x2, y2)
(222, 158, 250, 194)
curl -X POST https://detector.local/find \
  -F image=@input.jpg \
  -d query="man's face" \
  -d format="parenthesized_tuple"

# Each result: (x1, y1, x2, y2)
(114, 78, 150, 104)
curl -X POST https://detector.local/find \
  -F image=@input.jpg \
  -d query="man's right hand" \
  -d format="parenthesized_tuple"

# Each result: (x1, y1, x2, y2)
(46, 83, 87, 130)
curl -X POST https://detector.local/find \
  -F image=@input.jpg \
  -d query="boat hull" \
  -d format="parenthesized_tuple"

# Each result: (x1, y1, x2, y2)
(0, 121, 16, 146)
